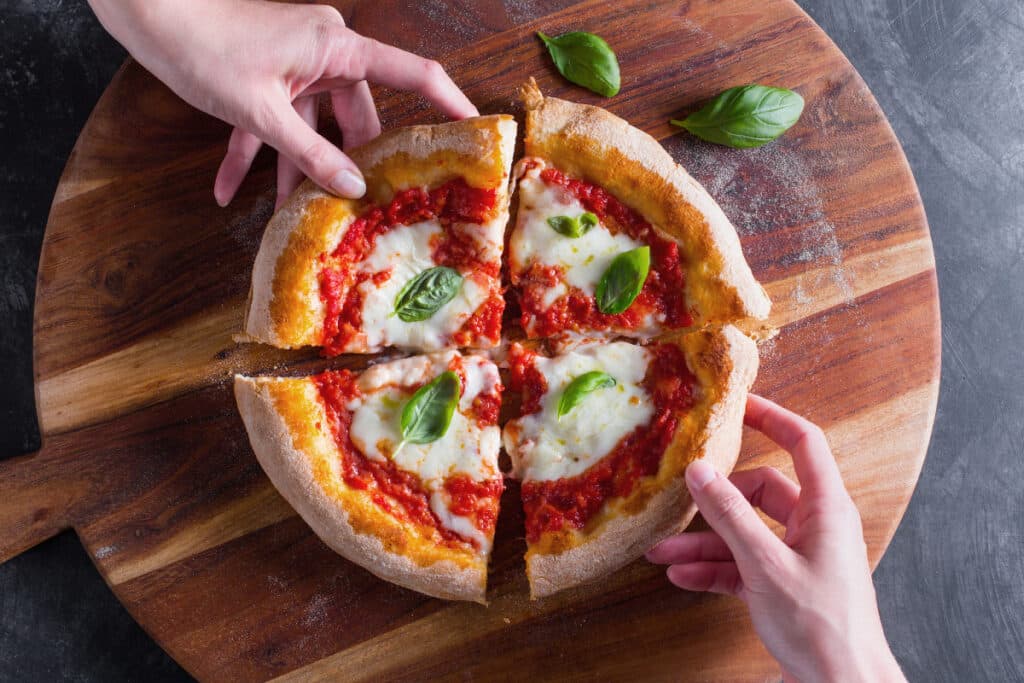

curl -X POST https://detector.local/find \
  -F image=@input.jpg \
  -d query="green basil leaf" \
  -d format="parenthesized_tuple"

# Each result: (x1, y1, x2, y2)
(547, 215, 580, 237)
(547, 212, 598, 238)
(670, 84, 804, 149)
(400, 371, 461, 446)
(393, 266, 463, 322)
(538, 31, 621, 97)
(595, 246, 650, 314)
(557, 371, 617, 420)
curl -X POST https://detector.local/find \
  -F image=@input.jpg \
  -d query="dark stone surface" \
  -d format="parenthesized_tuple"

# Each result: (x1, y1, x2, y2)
(0, 0, 1021, 680)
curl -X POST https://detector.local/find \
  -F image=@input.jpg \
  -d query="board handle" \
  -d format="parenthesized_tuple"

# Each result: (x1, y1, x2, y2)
(0, 445, 81, 563)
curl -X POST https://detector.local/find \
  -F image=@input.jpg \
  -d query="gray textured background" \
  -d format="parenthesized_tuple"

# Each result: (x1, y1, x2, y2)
(1, 0, 1022, 680)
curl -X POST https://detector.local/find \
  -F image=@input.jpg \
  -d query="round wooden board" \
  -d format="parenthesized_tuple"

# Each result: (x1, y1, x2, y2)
(0, 0, 939, 680)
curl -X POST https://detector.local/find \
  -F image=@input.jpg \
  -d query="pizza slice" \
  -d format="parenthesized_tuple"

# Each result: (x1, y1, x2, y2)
(509, 80, 770, 344)
(502, 325, 757, 598)
(234, 350, 504, 602)
(242, 115, 516, 356)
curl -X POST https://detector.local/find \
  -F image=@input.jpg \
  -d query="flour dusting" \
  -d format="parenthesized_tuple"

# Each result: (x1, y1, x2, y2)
(670, 137, 858, 309)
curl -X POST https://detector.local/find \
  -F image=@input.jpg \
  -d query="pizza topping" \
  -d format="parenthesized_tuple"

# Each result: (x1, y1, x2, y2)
(546, 212, 598, 238)
(393, 266, 464, 323)
(512, 168, 643, 299)
(557, 371, 616, 420)
(318, 178, 503, 355)
(357, 221, 490, 351)
(510, 160, 692, 338)
(506, 342, 698, 542)
(398, 370, 461, 448)
(595, 245, 651, 314)
(504, 342, 654, 482)
(314, 352, 503, 549)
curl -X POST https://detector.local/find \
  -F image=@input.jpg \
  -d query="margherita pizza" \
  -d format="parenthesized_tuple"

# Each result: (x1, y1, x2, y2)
(502, 326, 757, 598)
(235, 84, 771, 602)
(510, 79, 770, 343)
(241, 115, 516, 356)
(234, 351, 504, 603)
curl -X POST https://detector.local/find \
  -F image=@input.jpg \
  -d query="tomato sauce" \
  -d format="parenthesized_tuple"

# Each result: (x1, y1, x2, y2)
(518, 167, 692, 337)
(313, 367, 503, 549)
(318, 178, 501, 356)
(517, 343, 696, 542)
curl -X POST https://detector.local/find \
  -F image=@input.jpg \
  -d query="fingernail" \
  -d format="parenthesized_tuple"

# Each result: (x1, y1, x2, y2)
(329, 169, 366, 198)
(686, 460, 718, 492)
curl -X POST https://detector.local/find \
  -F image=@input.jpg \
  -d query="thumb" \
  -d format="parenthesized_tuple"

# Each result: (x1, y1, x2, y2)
(260, 98, 367, 199)
(686, 459, 786, 567)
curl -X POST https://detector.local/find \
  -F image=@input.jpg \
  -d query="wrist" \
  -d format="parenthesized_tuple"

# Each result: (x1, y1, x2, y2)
(813, 631, 904, 683)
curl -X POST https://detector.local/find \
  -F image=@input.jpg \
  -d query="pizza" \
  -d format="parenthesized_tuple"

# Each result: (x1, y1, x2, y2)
(234, 350, 504, 603)
(502, 326, 757, 598)
(510, 79, 770, 344)
(241, 115, 516, 356)
(235, 82, 771, 602)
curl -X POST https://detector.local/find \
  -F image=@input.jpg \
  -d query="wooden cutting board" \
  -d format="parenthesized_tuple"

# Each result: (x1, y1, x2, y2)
(0, 0, 940, 680)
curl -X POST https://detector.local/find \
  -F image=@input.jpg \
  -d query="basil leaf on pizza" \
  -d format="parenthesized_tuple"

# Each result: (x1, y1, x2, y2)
(596, 246, 650, 314)
(671, 84, 804, 149)
(537, 31, 621, 97)
(400, 370, 461, 446)
(547, 212, 598, 238)
(557, 371, 617, 420)
(393, 266, 463, 322)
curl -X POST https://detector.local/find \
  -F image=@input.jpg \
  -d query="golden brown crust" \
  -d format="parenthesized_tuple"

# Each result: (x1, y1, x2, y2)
(526, 325, 758, 599)
(520, 79, 771, 325)
(242, 115, 517, 350)
(233, 375, 488, 603)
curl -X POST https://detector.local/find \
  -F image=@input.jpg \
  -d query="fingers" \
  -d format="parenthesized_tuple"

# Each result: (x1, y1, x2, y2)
(214, 127, 263, 206)
(666, 562, 743, 596)
(339, 34, 478, 119)
(744, 394, 845, 497)
(331, 80, 381, 149)
(276, 95, 319, 208)
(729, 467, 800, 525)
(646, 531, 733, 565)
(261, 97, 366, 199)
(685, 459, 789, 567)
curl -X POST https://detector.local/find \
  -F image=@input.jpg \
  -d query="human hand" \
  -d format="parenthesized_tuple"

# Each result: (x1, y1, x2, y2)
(89, 0, 478, 207)
(646, 395, 905, 682)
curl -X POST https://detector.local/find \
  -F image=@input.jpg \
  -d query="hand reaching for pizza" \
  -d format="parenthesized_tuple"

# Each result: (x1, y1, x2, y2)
(647, 395, 906, 683)
(88, 0, 478, 207)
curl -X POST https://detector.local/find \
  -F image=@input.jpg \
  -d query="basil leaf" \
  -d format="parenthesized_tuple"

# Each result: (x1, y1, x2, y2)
(393, 266, 463, 322)
(671, 84, 804, 149)
(547, 212, 598, 238)
(538, 31, 621, 97)
(400, 371, 461, 446)
(557, 371, 617, 420)
(595, 246, 650, 314)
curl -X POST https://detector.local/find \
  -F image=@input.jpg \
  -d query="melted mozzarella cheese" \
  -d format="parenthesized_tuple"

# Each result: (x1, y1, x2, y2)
(431, 491, 490, 551)
(357, 220, 490, 351)
(348, 352, 500, 490)
(504, 342, 654, 482)
(510, 167, 643, 301)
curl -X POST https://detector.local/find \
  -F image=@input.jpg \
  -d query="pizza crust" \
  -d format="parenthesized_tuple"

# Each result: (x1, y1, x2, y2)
(520, 79, 771, 325)
(526, 325, 758, 599)
(242, 114, 517, 350)
(234, 375, 488, 603)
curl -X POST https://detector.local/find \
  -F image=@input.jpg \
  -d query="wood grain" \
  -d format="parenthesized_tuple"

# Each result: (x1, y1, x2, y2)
(0, 0, 939, 680)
